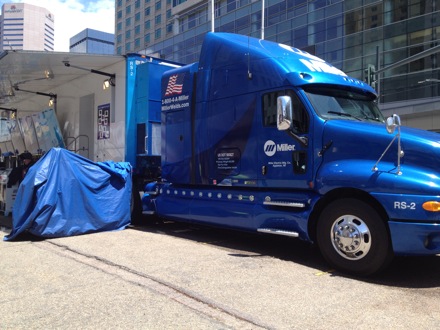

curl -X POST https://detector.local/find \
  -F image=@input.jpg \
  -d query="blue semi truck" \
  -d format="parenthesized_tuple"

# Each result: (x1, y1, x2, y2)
(135, 32, 440, 276)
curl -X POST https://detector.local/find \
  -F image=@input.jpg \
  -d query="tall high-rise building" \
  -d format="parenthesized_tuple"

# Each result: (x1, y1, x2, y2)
(70, 28, 115, 54)
(116, 0, 440, 130)
(115, 0, 174, 56)
(0, 2, 54, 51)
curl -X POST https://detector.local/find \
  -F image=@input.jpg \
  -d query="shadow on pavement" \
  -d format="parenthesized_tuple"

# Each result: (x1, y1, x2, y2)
(4, 212, 439, 288)
(133, 218, 440, 289)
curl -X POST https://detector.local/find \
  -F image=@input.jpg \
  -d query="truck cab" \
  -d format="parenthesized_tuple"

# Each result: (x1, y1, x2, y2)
(144, 33, 440, 276)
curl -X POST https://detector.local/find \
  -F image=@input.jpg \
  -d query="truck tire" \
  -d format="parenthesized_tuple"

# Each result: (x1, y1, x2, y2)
(316, 198, 393, 276)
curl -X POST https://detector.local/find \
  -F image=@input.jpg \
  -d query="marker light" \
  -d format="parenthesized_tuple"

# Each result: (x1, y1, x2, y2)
(422, 201, 440, 212)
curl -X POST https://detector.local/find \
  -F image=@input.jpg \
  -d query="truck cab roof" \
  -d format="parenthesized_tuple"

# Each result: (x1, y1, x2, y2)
(196, 32, 376, 102)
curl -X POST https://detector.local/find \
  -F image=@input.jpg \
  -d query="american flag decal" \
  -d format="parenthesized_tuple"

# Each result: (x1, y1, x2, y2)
(165, 74, 184, 96)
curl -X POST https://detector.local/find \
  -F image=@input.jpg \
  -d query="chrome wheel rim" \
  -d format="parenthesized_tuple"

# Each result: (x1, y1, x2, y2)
(330, 215, 371, 260)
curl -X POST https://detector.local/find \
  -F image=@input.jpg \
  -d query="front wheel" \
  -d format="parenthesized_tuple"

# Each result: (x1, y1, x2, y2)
(316, 198, 393, 276)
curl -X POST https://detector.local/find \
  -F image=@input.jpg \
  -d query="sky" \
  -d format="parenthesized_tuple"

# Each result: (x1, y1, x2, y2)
(0, 0, 115, 52)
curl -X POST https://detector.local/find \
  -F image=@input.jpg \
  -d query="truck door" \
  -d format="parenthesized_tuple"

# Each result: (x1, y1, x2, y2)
(258, 89, 314, 189)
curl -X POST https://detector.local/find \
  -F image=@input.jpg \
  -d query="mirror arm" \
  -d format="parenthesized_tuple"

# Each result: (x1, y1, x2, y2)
(372, 114, 403, 174)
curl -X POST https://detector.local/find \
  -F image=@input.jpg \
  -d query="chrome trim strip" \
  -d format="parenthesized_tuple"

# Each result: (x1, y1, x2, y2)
(263, 201, 305, 208)
(257, 228, 299, 237)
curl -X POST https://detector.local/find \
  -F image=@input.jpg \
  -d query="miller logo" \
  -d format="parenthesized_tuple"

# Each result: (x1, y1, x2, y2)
(264, 140, 276, 157)
(264, 140, 296, 157)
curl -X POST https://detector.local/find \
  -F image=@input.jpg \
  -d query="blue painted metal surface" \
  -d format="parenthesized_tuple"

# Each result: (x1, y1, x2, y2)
(141, 33, 440, 259)
(389, 221, 440, 255)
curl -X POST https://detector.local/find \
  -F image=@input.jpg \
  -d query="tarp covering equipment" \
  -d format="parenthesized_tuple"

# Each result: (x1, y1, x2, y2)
(4, 148, 132, 240)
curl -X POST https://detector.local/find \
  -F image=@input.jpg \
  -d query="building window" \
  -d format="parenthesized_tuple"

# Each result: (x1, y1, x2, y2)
(117, 10, 122, 19)
(145, 33, 150, 44)
(135, 24, 141, 34)
(179, 18, 185, 33)
(117, 0, 123, 7)
(135, 0, 140, 9)
(135, 38, 141, 48)
(155, 1, 161, 11)
(117, 22, 123, 31)
(126, 17, 132, 26)
(126, 30, 131, 38)
(188, 13, 196, 29)
(227, 0, 236, 12)
(145, 20, 151, 29)
(145, 7, 151, 16)
(155, 14, 161, 24)
(167, 23, 173, 34)
(126, 5, 131, 14)
(155, 28, 161, 39)
(214, 2, 222, 18)
(126, 42, 131, 52)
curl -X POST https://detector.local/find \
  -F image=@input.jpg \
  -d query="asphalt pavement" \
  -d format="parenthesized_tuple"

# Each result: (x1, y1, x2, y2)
(2, 214, 440, 329)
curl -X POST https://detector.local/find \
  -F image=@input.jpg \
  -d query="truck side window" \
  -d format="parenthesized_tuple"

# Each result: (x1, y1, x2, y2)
(262, 91, 284, 126)
(263, 90, 309, 134)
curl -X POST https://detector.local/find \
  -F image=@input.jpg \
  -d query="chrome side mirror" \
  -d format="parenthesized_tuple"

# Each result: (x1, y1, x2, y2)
(277, 96, 292, 131)
(386, 114, 401, 134)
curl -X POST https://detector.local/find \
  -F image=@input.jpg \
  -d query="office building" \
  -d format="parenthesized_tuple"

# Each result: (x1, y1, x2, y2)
(0, 2, 54, 51)
(115, 0, 174, 56)
(116, 0, 440, 130)
(70, 28, 115, 54)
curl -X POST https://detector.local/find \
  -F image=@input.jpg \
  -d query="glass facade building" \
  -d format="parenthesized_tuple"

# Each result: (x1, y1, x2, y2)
(70, 28, 115, 55)
(116, 0, 440, 128)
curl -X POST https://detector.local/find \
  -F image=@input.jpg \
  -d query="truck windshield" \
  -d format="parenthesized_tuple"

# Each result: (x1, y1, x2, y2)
(304, 86, 384, 123)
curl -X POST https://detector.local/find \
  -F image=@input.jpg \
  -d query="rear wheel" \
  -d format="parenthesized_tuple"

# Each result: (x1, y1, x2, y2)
(316, 198, 393, 276)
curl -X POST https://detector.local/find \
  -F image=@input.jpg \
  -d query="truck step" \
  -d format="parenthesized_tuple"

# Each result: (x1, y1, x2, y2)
(257, 228, 299, 237)
(142, 210, 156, 215)
(263, 200, 305, 208)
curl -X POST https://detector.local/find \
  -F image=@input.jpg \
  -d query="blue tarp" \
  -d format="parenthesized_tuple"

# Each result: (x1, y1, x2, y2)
(4, 148, 132, 241)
